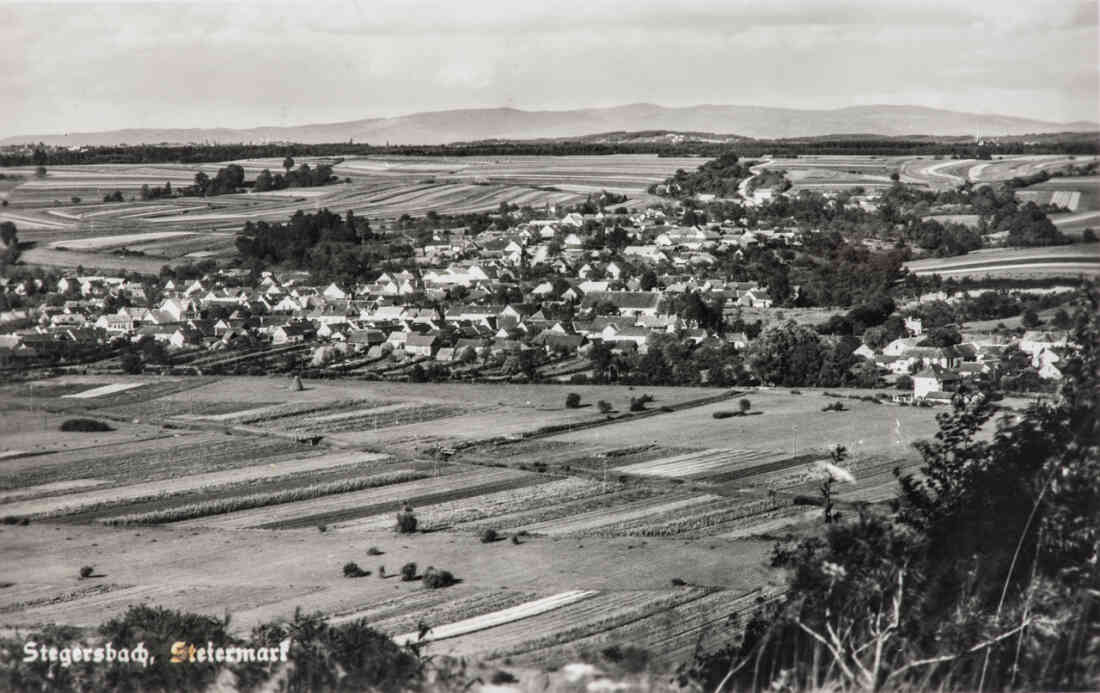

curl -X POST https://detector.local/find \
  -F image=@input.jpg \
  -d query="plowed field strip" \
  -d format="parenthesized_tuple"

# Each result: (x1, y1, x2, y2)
(184, 467, 534, 529)
(392, 590, 599, 646)
(516, 494, 721, 536)
(2, 450, 388, 517)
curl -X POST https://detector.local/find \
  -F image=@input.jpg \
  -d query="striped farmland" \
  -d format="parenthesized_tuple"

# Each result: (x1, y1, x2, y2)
(392, 590, 599, 646)
(615, 448, 788, 478)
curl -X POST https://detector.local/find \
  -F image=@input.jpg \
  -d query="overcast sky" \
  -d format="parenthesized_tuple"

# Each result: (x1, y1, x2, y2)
(2, 0, 1097, 135)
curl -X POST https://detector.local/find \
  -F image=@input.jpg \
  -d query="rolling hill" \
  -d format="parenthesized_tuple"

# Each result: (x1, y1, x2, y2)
(3, 103, 1097, 147)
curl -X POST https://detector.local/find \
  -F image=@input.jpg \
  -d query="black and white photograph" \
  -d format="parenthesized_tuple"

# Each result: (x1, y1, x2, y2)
(0, 1, 1097, 691)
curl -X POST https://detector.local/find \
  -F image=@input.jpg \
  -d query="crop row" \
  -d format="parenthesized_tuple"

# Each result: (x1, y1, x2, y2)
(586, 495, 790, 538)
(457, 486, 664, 533)
(478, 588, 714, 660)
(101, 469, 428, 525)
(522, 589, 766, 668)
(2, 436, 309, 488)
(411, 478, 612, 531)
(368, 591, 541, 638)
(204, 398, 371, 425)
(283, 404, 463, 436)
(208, 468, 535, 530)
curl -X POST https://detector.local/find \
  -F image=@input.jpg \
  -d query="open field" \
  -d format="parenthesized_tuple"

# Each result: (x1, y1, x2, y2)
(901, 155, 1100, 190)
(3, 155, 698, 271)
(904, 244, 1100, 278)
(753, 155, 903, 192)
(0, 376, 944, 661)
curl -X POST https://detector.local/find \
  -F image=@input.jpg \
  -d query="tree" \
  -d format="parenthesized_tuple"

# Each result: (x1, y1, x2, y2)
(896, 373, 913, 391)
(565, 392, 581, 409)
(0, 221, 16, 247)
(1051, 308, 1071, 330)
(918, 326, 962, 348)
(283, 156, 295, 173)
(1021, 308, 1041, 328)
(747, 321, 826, 387)
(738, 398, 751, 415)
(34, 165, 47, 178)
(1082, 228, 1097, 243)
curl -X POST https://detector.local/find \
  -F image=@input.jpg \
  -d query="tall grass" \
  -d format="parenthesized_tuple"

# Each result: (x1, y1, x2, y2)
(104, 470, 428, 526)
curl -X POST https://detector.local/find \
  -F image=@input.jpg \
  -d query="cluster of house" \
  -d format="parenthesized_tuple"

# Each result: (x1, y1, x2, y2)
(0, 208, 1071, 392)
(859, 318, 1068, 402)
(0, 258, 774, 367)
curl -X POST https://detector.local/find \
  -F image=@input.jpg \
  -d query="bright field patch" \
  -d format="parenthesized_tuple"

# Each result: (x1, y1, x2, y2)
(614, 448, 790, 478)
(61, 382, 145, 399)
(392, 590, 599, 646)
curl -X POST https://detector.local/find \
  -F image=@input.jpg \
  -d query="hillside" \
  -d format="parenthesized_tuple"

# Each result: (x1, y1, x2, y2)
(3, 104, 1097, 147)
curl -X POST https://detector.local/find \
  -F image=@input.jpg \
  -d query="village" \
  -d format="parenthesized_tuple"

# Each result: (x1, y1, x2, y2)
(0, 197, 1071, 402)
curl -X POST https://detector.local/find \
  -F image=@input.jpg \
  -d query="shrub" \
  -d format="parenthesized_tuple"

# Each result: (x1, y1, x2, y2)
(317, 524, 327, 533)
(896, 374, 914, 391)
(629, 397, 646, 412)
(565, 392, 582, 409)
(79, 566, 95, 579)
(511, 535, 521, 545)
(249, 608, 421, 692)
(400, 562, 418, 581)
(479, 528, 500, 543)
(670, 577, 686, 586)
(395, 506, 418, 534)
(597, 400, 613, 414)
(569, 373, 589, 384)
(367, 546, 383, 556)
(422, 566, 456, 589)
(712, 411, 736, 419)
(60, 418, 114, 432)
(821, 402, 847, 412)
(739, 398, 751, 414)
(343, 562, 368, 578)
(491, 670, 518, 685)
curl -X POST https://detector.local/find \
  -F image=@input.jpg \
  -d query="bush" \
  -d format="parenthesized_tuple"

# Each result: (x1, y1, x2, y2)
(569, 373, 589, 384)
(597, 400, 613, 414)
(317, 524, 327, 533)
(739, 398, 751, 414)
(712, 411, 736, 419)
(395, 506, 418, 534)
(821, 402, 847, 412)
(59, 418, 113, 432)
(565, 392, 582, 409)
(896, 374, 914, 391)
(367, 546, 383, 556)
(79, 566, 94, 579)
(400, 562, 418, 581)
(629, 397, 646, 412)
(422, 566, 456, 589)
(1082, 228, 1096, 243)
(342, 562, 368, 578)
(479, 528, 500, 543)
(491, 670, 518, 685)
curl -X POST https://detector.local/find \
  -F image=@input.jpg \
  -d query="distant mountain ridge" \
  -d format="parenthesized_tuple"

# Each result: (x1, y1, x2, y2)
(4, 103, 1097, 146)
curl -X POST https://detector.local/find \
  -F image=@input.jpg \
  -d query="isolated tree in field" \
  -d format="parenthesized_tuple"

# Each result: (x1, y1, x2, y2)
(34, 165, 47, 178)
(1051, 308, 1071, 330)
(283, 156, 295, 173)
(1021, 307, 1041, 328)
(1082, 228, 1097, 243)
(565, 392, 581, 409)
(738, 398, 751, 415)
(0, 221, 17, 247)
